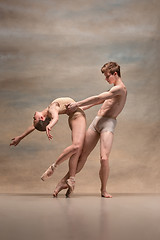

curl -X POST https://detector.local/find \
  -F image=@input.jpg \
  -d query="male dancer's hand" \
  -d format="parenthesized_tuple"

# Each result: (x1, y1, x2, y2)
(46, 125, 53, 140)
(66, 103, 78, 113)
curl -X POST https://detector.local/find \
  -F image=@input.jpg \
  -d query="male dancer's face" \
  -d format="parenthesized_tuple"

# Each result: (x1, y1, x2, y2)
(104, 71, 117, 84)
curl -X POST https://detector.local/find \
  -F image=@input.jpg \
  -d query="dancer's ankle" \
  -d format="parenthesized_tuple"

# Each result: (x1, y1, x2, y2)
(69, 176, 75, 182)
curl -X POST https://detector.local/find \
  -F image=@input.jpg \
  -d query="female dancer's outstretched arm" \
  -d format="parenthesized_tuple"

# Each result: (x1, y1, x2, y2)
(10, 125, 35, 146)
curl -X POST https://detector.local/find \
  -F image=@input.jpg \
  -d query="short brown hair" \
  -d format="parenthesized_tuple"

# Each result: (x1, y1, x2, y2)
(101, 62, 121, 77)
(35, 117, 51, 132)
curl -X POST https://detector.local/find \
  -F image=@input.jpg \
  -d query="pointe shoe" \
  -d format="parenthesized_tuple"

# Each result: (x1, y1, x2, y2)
(53, 182, 68, 198)
(53, 191, 58, 198)
(41, 163, 57, 181)
(66, 177, 75, 198)
(65, 188, 71, 198)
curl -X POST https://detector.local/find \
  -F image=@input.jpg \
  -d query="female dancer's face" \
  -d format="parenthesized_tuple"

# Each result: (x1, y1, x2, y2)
(33, 111, 44, 126)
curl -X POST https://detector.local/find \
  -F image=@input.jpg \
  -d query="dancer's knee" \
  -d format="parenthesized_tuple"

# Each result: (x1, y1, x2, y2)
(72, 142, 83, 154)
(100, 156, 109, 165)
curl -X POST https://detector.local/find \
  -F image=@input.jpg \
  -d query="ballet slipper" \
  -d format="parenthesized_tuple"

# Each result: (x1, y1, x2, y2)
(53, 190, 58, 198)
(65, 188, 72, 198)
(66, 177, 75, 198)
(53, 182, 68, 198)
(41, 163, 57, 181)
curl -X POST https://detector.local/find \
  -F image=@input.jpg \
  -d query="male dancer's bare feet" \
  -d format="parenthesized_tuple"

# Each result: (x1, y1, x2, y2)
(66, 177, 75, 198)
(53, 181, 68, 198)
(101, 191, 112, 198)
(41, 163, 57, 181)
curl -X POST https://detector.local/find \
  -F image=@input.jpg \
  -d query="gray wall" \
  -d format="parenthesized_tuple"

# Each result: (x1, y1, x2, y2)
(0, 0, 160, 194)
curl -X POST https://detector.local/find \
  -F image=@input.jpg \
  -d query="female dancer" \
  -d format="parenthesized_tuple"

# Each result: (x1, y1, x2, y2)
(10, 97, 88, 197)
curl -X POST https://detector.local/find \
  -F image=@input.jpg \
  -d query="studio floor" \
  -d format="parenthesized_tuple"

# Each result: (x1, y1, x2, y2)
(0, 193, 160, 240)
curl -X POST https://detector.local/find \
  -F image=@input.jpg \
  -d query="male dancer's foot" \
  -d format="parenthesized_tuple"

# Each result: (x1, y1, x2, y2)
(53, 180, 68, 198)
(65, 177, 75, 198)
(101, 191, 112, 198)
(41, 163, 57, 181)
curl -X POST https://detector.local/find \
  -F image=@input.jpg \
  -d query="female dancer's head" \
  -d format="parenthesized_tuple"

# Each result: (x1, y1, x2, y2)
(33, 111, 50, 131)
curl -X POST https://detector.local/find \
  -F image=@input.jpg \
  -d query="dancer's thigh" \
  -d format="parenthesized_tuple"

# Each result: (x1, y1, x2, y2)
(100, 131, 114, 159)
(82, 128, 100, 156)
(69, 116, 86, 147)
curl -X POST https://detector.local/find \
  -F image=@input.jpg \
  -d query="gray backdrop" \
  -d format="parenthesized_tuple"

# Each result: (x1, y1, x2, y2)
(0, 0, 160, 194)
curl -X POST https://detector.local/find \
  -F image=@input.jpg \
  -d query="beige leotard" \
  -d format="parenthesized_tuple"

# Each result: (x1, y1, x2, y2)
(50, 97, 85, 120)
(51, 97, 75, 114)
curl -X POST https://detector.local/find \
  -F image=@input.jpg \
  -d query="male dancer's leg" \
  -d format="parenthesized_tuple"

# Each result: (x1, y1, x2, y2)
(99, 131, 114, 198)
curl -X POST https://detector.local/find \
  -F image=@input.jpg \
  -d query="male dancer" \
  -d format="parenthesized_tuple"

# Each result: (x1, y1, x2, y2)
(54, 62, 127, 198)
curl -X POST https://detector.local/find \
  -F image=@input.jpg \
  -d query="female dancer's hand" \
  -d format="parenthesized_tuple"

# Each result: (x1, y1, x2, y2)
(10, 136, 22, 146)
(46, 125, 53, 140)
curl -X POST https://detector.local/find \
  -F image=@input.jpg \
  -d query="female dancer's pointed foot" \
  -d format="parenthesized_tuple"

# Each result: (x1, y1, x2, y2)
(53, 181, 68, 198)
(65, 188, 72, 198)
(41, 163, 57, 181)
(53, 191, 58, 198)
(66, 177, 75, 198)
(101, 191, 112, 198)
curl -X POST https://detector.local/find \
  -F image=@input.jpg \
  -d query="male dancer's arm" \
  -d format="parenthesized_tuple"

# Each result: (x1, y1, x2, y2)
(80, 102, 102, 111)
(10, 125, 35, 146)
(67, 86, 121, 111)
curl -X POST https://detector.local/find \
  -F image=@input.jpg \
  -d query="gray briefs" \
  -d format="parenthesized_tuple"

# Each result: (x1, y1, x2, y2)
(89, 116, 117, 134)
